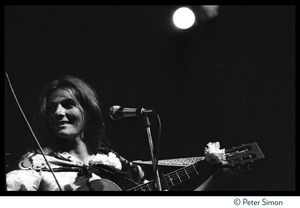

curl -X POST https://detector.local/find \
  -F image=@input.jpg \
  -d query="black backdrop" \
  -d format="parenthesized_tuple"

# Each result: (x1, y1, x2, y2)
(5, 5, 295, 192)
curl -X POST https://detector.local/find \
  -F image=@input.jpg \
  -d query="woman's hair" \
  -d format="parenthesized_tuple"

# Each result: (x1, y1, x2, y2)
(32, 75, 110, 154)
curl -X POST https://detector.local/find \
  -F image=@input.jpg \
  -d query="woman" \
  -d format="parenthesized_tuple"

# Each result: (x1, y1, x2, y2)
(6, 75, 146, 191)
(6, 75, 237, 191)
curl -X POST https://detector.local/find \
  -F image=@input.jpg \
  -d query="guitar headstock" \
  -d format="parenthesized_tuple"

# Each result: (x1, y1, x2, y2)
(224, 142, 265, 167)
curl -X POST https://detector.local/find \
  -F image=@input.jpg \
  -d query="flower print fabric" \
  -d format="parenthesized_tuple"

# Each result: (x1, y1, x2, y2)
(6, 150, 144, 191)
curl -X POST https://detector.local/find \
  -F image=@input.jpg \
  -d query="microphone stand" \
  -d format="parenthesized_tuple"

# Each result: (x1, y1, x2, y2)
(143, 116, 162, 191)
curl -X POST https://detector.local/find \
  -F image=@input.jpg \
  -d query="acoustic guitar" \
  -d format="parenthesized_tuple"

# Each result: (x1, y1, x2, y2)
(76, 142, 264, 191)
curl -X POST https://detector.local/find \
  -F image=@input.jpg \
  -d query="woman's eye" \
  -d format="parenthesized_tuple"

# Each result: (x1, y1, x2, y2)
(62, 99, 75, 109)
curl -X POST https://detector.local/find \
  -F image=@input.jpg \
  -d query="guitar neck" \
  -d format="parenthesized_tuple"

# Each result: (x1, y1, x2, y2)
(127, 160, 214, 191)
(127, 142, 265, 191)
(133, 156, 205, 167)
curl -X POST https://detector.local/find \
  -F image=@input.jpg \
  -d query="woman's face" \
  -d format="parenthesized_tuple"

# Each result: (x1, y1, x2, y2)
(47, 89, 85, 140)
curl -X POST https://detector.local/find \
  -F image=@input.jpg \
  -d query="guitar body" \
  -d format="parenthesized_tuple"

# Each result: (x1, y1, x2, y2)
(75, 163, 142, 191)
(76, 172, 141, 191)
(76, 179, 123, 191)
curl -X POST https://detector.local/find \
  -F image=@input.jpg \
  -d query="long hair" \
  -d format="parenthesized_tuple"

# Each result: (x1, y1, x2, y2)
(32, 75, 110, 154)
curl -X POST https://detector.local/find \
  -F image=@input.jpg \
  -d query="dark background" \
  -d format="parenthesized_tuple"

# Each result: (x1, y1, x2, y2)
(5, 6, 295, 192)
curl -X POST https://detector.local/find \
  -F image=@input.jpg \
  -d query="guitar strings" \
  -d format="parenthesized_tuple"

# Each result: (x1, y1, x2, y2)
(128, 164, 199, 191)
(129, 153, 255, 191)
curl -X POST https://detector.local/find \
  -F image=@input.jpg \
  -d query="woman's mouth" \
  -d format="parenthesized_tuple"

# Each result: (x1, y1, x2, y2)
(57, 120, 71, 127)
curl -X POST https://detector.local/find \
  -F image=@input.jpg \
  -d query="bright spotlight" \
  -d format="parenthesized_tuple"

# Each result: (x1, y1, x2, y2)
(172, 7, 195, 29)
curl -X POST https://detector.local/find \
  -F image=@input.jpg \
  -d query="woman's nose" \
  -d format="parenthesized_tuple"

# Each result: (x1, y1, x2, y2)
(55, 104, 66, 118)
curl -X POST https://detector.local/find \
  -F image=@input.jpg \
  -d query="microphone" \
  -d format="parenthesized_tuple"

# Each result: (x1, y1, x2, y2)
(109, 105, 153, 120)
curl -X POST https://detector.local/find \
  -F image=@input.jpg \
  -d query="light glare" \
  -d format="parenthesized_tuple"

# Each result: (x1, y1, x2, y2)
(173, 7, 195, 29)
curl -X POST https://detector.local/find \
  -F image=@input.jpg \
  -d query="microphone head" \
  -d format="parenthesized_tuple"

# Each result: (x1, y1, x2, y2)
(109, 105, 154, 120)
(109, 105, 122, 120)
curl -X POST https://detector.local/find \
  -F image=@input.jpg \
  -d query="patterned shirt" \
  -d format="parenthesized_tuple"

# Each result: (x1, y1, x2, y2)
(6, 150, 145, 191)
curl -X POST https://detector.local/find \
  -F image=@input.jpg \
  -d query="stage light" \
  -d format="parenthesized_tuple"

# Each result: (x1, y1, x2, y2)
(172, 7, 195, 29)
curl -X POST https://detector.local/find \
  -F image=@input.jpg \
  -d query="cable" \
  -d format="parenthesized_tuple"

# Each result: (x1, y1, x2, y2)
(154, 113, 161, 165)
(153, 113, 162, 190)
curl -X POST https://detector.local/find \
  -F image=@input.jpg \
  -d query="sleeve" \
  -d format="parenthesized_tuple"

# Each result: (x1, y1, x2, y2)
(122, 159, 146, 184)
(6, 169, 42, 191)
(6, 151, 44, 191)
(111, 151, 146, 184)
